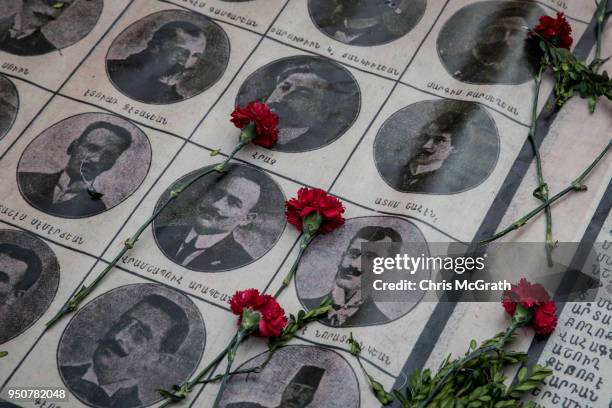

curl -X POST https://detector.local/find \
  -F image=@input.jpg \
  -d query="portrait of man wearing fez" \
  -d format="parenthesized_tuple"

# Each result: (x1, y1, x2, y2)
(0, 0, 103, 56)
(227, 365, 326, 408)
(301, 226, 401, 327)
(17, 113, 151, 218)
(236, 55, 360, 152)
(58, 284, 206, 408)
(297, 217, 428, 327)
(0, 75, 18, 140)
(437, 1, 547, 84)
(374, 100, 499, 194)
(220, 345, 359, 408)
(154, 164, 286, 272)
(0, 229, 59, 344)
(308, 0, 426, 46)
(106, 10, 230, 104)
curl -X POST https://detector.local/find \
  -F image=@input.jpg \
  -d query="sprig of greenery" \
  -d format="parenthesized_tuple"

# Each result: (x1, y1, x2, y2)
(268, 297, 331, 354)
(538, 39, 612, 112)
(350, 323, 553, 408)
(349, 333, 395, 406)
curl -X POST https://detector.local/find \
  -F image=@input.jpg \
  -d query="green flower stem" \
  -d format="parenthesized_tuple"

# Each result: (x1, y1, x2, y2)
(45, 141, 249, 329)
(479, 140, 610, 245)
(527, 65, 554, 266)
(212, 330, 248, 408)
(194, 367, 261, 385)
(418, 321, 522, 408)
(159, 333, 238, 408)
(595, 0, 609, 68)
(274, 233, 315, 298)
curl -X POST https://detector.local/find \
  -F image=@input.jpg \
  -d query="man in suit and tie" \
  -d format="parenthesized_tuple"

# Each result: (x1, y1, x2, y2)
(18, 121, 132, 218)
(155, 173, 261, 272)
(302, 226, 402, 327)
(60, 294, 190, 408)
(226, 365, 326, 408)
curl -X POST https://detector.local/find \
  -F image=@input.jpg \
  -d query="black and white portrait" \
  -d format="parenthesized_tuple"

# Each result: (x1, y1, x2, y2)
(297, 216, 429, 327)
(0, 0, 102, 56)
(437, 1, 546, 84)
(58, 283, 206, 408)
(219, 345, 359, 408)
(308, 0, 426, 46)
(374, 100, 499, 194)
(236, 55, 360, 152)
(153, 163, 286, 272)
(0, 74, 18, 140)
(0, 229, 59, 344)
(17, 113, 152, 218)
(106, 10, 230, 104)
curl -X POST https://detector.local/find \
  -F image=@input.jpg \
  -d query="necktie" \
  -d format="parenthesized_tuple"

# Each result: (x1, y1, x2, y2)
(176, 238, 198, 264)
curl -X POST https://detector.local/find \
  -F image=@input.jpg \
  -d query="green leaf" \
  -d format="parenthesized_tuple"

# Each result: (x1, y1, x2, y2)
(209, 148, 221, 156)
(348, 333, 362, 356)
(0, 351, 7, 358)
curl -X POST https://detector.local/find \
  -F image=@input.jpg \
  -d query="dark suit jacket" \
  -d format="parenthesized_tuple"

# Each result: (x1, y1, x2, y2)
(18, 171, 107, 217)
(107, 53, 183, 104)
(60, 363, 142, 408)
(226, 403, 272, 408)
(302, 294, 388, 327)
(155, 225, 253, 272)
(0, 25, 56, 56)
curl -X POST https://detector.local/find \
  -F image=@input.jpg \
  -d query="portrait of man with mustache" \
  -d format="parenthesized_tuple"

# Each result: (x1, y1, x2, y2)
(302, 226, 402, 327)
(236, 56, 360, 152)
(107, 20, 207, 104)
(58, 284, 205, 408)
(154, 173, 262, 272)
(18, 121, 133, 218)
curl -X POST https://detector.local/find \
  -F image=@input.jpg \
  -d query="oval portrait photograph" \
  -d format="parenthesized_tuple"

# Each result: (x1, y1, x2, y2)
(374, 99, 499, 194)
(0, 74, 18, 141)
(236, 55, 361, 152)
(437, 1, 547, 85)
(58, 283, 206, 408)
(17, 112, 152, 218)
(153, 163, 286, 272)
(218, 345, 360, 408)
(308, 0, 426, 46)
(106, 10, 230, 105)
(297, 216, 429, 328)
(0, 0, 103, 56)
(0, 229, 59, 344)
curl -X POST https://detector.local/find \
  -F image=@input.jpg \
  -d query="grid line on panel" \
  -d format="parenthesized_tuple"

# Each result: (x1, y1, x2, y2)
(390, 8, 609, 401)
(0, 1, 139, 391)
(517, 176, 612, 380)
(0, 1, 137, 162)
(327, 0, 453, 191)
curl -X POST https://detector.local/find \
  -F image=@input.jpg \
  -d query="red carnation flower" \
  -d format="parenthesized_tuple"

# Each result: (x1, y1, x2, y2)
(502, 278, 557, 335)
(285, 188, 345, 234)
(502, 278, 550, 314)
(532, 301, 558, 335)
(231, 101, 279, 148)
(229, 289, 287, 337)
(531, 12, 573, 49)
